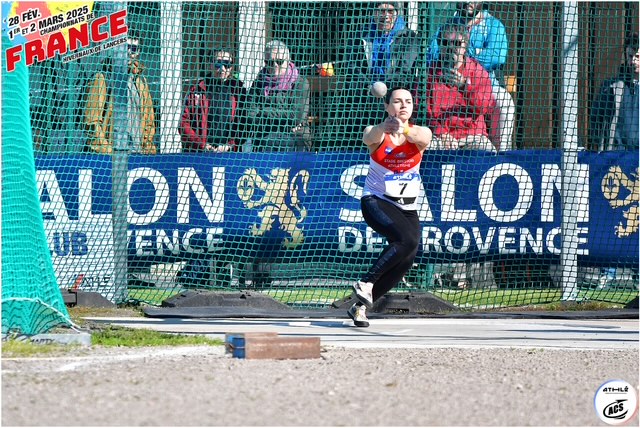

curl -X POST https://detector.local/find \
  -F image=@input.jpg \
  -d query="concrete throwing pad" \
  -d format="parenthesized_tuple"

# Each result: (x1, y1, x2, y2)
(86, 316, 639, 351)
(143, 305, 639, 320)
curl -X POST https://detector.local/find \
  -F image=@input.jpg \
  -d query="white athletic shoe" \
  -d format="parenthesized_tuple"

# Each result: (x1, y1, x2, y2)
(347, 303, 369, 328)
(352, 280, 374, 308)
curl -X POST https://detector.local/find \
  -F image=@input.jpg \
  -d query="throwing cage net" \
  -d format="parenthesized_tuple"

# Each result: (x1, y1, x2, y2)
(2, 2, 637, 328)
(2, 33, 72, 335)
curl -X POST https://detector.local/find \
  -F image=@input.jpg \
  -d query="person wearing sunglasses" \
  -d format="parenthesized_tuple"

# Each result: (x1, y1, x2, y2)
(425, 23, 495, 152)
(426, 2, 515, 151)
(85, 38, 157, 154)
(126, 37, 156, 154)
(180, 49, 246, 153)
(424, 22, 496, 290)
(242, 39, 311, 153)
(236, 40, 311, 288)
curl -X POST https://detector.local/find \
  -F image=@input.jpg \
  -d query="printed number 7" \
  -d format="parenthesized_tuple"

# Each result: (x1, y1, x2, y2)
(399, 183, 407, 195)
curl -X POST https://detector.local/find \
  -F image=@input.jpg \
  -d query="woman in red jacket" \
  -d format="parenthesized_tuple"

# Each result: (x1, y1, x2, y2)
(425, 22, 496, 152)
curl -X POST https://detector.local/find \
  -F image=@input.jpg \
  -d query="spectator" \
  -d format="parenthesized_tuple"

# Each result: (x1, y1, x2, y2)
(351, 1, 420, 88)
(590, 32, 639, 288)
(425, 22, 496, 153)
(591, 32, 639, 152)
(238, 40, 311, 287)
(85, 38, 156, 154)
(176, 49, 246, 289)
(425, 22, 496, 289)
(243, 40, 311, 152)
(180, 49, 246, 153)
(127, 37, 156, 154)
(427, 2, 515, 151)
(325, 1, 419, 149)
(85, 57, 114, 153)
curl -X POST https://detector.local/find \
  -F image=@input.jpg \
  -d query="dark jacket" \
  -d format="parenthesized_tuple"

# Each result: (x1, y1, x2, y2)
(243, 70, 311, 152)
(180, 75, 245, 152)
(322, 17, 419, 149)
(345, 16, 420, 88)
(590, 66, 639, 151)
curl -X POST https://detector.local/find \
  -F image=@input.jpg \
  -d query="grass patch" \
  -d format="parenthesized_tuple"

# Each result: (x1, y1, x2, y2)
(67, 305, 144, 324)
(2, 305, 222, 358)
(69, 305, 223, 348)
(430, 288, 633, 309)
(520, 300, 626, 311)
(2, 328, 223, 358)
(1, 340, 76, 358)
(127, 288, 180, 306)
(91, 325, 222, 347)
(2, 327, 223, 358)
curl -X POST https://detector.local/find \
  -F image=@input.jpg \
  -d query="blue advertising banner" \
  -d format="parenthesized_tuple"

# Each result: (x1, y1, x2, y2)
(35, 150, 639, 268)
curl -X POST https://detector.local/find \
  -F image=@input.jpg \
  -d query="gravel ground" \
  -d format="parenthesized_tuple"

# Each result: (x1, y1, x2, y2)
(2, 345, 638, 426)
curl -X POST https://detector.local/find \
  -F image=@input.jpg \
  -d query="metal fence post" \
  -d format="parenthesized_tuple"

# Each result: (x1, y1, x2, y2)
(561, 1, 579, 302)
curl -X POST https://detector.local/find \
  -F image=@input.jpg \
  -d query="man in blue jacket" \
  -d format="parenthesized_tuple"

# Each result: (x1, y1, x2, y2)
(427, 2, 515, 151)
(326, 2, 420, 148)
(356, 1, 420, 88)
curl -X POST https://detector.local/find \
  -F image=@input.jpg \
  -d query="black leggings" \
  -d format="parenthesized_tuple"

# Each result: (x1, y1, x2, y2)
(360, 195, 420, 302)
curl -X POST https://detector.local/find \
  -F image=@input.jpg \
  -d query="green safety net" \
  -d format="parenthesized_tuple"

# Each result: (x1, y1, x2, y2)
(3, 2, 638, 313)
(2, 34, 72, 335)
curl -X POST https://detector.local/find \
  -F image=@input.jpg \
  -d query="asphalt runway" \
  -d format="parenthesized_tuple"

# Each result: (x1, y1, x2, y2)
(87, 315, 639, 350)
(5, 315, 638, 426)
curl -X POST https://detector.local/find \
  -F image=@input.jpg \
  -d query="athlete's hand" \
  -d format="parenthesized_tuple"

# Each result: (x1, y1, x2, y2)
(381, 115, 403, 135)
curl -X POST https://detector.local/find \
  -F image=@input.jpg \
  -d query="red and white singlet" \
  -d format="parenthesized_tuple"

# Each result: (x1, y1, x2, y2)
(363, 130, 423, 211)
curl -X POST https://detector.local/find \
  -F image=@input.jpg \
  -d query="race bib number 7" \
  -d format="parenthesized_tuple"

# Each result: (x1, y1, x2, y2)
(384, 172, 421, 199)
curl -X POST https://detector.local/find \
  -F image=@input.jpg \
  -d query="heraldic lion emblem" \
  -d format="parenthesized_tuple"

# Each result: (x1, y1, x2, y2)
(237, 168, 310, 249)
(601, 166, 639, 238)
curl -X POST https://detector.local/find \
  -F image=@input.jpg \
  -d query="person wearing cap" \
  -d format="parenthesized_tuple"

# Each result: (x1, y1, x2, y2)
(180, 49, 246, 152)
(85, 38, 156, 154)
